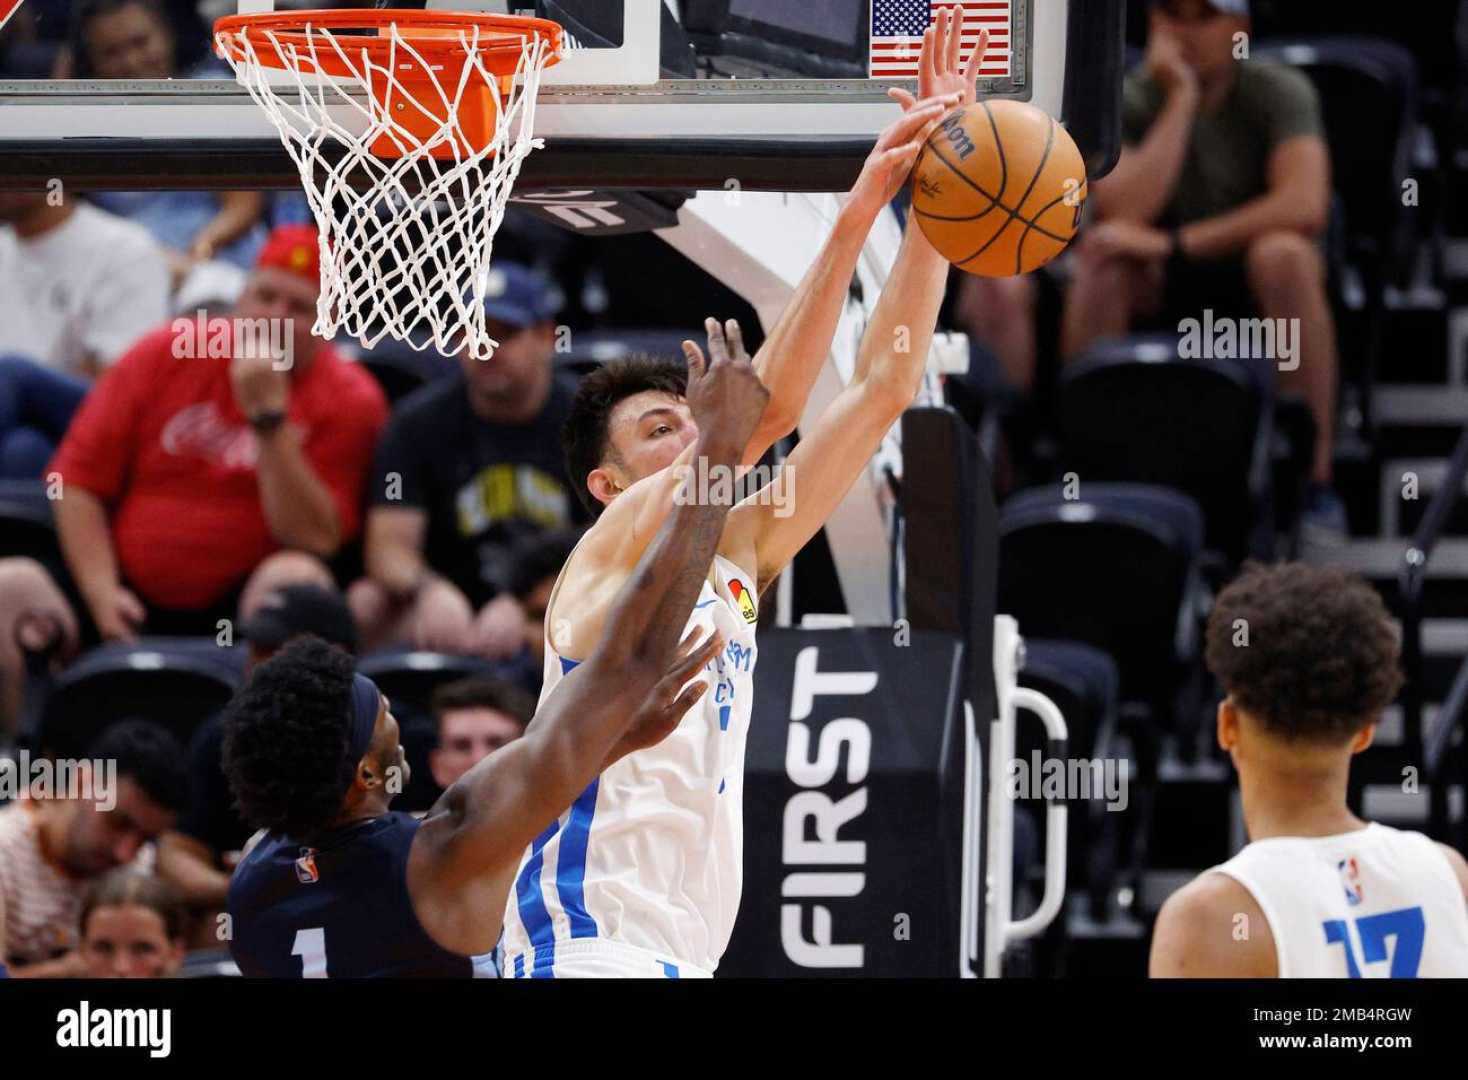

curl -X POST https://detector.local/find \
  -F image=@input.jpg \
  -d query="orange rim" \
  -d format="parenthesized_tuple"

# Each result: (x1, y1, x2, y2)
(213, 8, 564, 79)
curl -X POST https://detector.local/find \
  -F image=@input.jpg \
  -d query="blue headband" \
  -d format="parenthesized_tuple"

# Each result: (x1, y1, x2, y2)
(348, 673, 382, 764)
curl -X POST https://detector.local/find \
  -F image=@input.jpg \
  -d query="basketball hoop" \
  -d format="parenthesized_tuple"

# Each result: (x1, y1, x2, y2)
(214, 9, 564, 359)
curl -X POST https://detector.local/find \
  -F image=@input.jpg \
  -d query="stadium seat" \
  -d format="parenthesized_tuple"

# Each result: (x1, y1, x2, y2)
(997, 482, 1207, 726)
(0, 478, 61, 574)
(1253, 36, 1421, 426)
(1056, 333, 1275, 566)
(29, 638, 246, 759)
(356, 649, 501, 716)
(1016, 639, 1126, 919)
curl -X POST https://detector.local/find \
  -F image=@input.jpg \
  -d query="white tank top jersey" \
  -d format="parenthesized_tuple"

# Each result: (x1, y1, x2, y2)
(1211, 822, 1468, 978)
(500, 553, 760, 978)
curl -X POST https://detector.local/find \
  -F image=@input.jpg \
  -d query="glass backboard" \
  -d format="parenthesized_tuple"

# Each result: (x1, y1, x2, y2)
(0, 0, 1125, 191)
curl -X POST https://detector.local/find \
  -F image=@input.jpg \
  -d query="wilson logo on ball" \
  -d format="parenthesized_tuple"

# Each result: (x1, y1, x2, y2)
(912, 100, 1087, 278)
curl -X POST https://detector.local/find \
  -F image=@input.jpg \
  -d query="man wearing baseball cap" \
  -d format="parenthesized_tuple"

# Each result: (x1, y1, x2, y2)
(0, 226, 388, 681)
(1062, 0, 1348, 544)
(351, 261, 590, 663)
(156, 583, 361, 925)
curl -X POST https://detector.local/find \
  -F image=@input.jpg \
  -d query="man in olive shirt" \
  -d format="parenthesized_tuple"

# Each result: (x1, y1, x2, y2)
(1061, 0, 1345, 539)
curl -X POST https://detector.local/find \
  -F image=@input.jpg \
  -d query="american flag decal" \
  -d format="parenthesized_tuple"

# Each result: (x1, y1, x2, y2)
(870, 0, 1012, 80)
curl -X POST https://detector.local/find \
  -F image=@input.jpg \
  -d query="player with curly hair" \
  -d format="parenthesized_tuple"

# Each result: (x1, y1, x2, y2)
(222, 319, 769, 976)
(1150, 561, 1468, 977)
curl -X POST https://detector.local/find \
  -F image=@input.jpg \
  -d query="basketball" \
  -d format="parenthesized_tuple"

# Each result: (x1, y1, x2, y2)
(911, 100, 1088, 277)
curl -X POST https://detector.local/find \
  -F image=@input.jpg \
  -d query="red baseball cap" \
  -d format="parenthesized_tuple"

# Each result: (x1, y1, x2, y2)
(255, 224, 321, 284)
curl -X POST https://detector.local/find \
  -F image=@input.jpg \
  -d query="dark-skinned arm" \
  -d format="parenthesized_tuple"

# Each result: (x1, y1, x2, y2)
(408, 320, 768, 894)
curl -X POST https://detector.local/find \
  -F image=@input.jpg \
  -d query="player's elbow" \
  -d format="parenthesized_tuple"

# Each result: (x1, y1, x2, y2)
(863, 377, 919, 426)
(756, 399, 800, 444)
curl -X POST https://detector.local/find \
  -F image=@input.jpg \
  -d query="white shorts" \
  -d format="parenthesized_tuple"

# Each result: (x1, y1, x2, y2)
(501, 938, 713, 979)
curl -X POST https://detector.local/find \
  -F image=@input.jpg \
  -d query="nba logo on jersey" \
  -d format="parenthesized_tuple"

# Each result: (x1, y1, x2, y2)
(295, 848, 320, 885)
(1338, 856, 1363, 906)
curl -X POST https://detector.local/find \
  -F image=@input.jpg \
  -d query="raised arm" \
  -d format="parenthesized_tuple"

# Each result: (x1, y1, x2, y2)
(603, 93, 962, 556)
(734, 13, 984, 588)
(409, 320, 768, 896)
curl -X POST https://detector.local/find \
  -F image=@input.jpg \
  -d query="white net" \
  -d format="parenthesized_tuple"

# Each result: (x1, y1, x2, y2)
(216, 19, 557, 360)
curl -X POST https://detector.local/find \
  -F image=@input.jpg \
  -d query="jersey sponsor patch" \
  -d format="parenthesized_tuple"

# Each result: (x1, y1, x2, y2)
(729, 578, 757, 624)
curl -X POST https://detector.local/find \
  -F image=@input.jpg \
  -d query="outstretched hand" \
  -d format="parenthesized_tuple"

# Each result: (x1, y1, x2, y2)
(888, 6, 989, 114)
(682, 317, 770, 458)
(848, 6, 990, 219)
(605, 627, 726, 764)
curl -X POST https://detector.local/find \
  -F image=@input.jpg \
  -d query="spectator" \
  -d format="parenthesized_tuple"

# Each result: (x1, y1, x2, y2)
(1060, 0, 1345, 539)
(350, 263, 591, 659)
(0, 560, 81, 739)
(71, 0, 268, 280)
(0, 720, 187, 976)
(78, 868, 188, 978)
(951, 274, 1039, 397)
(156, 585, 358, 925)
(2, 226, 386, 645)
(506, 526, 584, 690)
(0, 190, 169, 378)
(426, 676, 533, 792)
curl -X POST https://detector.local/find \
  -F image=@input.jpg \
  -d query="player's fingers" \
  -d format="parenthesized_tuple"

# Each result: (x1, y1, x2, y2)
(665, 679, 711, 720)
(682, 339, 707, 382)
(886, 98, 948, 148)
(964, 28, 988, 84)
(921, 23, 938, 89)
(945, 7, 961, 75)
(666, 630, 725, 685)
(705, 316, 730, 366)
(880, 143, 924, 175)
(887, 86, 919, 112)
(723, 319, 749, 363)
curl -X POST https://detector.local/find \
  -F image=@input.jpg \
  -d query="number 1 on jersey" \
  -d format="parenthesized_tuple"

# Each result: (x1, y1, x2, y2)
(291, 927, 329, 978)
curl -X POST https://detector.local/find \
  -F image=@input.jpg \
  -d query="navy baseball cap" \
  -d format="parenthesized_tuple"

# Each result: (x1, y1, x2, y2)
(1154, 0, 1249, 13)
(239, 585, 358, 653)
(481, 262, 562, 329)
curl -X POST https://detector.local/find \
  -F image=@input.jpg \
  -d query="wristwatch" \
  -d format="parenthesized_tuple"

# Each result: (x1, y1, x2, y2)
(248, 409, 287, 434)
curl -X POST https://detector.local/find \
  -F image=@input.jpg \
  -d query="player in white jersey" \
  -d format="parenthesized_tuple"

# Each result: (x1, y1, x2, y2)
(1150, 562, 1468, 978)
(499, 7, 989, 980)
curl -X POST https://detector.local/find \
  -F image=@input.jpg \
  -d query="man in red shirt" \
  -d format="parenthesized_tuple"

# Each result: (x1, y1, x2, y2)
(0, 226, 386, 710)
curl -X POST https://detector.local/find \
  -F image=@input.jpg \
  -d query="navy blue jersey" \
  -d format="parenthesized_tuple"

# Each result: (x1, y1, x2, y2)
(229, 812, 479, 978)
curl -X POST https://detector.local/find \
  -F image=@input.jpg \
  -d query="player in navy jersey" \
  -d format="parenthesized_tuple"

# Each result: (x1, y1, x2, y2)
(223, 319, 768, 977)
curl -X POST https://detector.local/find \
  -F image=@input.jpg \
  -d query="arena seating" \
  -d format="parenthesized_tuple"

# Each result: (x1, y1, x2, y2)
(1056, 334, 1275, 567)
(1017, 639, 1126, 920)
(29, 638, 245, 759)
